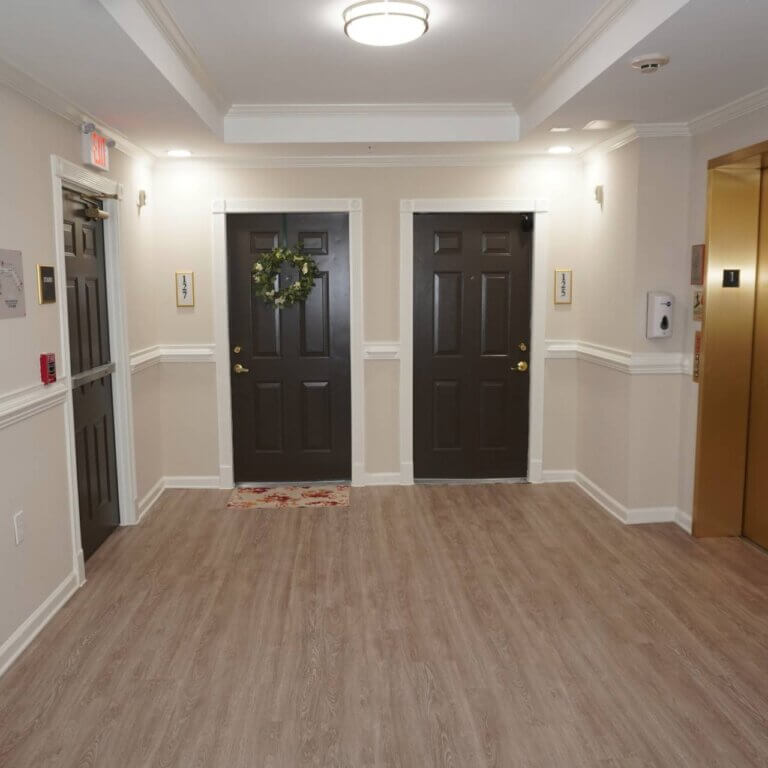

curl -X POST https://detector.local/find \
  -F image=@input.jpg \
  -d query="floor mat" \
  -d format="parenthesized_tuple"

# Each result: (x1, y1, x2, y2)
(227, 484, 350, 509)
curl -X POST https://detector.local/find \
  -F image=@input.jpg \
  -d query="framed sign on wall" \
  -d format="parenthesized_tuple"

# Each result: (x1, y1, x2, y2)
(554, 268, 572, 305)
(175, 271, 195, 307)
(37, 265, 56, 304)
(0, 249, 26, 318)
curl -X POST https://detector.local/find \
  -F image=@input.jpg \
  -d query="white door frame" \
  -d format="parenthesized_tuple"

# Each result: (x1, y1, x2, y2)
(50, 156, 138, 584)
(399, 198, 550, 484)
(211, 198, 364, 488)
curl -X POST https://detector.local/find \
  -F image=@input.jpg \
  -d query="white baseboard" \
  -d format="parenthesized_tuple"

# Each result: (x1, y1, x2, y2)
(136, 477, 165, 524)
(0, 570, 79, 679)
(359, 471, 406, 486)
(135, 475, 221, 524)
(164, 475, 221, 489)
(541, 469, 689, 533)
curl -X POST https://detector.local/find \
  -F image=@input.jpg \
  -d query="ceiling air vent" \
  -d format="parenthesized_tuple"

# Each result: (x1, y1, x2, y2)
(631, 54, 670, 74)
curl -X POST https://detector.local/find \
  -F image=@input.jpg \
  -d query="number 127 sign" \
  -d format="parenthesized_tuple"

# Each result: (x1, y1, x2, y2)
(175, 271, 195, 307)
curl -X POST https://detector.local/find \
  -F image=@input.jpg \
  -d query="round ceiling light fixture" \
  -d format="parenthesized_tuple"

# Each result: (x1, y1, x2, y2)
(631, 53, 670, 74)
(548, 145, 574, 155)
(344, 1, 429, 47)
(167, 148, 192, 158)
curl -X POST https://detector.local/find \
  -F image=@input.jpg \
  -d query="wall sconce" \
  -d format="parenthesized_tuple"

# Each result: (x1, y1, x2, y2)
(137, 189, 147, 214)
(594, 185, 604, 210)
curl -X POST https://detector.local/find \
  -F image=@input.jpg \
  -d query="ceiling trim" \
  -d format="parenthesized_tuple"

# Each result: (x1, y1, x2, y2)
(520, 0, 691, 135)
(98, 0, 224, 137)
(155, 151, 578, 169)
(528, 0, 636, 99)
(688, 85, 768, 136)
(227, 103, 517, 117)
(634, 122, 691, 138)
(0, 55, 153, 161)
(223, 103, 520, 144)
(136, 0, 228, 111)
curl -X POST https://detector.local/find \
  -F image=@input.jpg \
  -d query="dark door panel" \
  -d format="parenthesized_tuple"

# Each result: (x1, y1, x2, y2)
(63, 192, 120, 560)
(414, 213, 532, 479)
(228, 213, 351, 482)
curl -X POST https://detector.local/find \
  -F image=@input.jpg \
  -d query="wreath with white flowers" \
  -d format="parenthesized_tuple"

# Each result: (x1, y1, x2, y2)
(252, 247, 320, 308)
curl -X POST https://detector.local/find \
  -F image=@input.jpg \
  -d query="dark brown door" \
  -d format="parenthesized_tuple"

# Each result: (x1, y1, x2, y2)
(413, 213, 532, 479)
(63, 192, 120, 559)
(227, 213, 351, 482)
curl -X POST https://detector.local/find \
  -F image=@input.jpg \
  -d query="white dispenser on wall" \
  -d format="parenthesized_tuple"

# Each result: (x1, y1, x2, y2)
(646, 292, 674, 339)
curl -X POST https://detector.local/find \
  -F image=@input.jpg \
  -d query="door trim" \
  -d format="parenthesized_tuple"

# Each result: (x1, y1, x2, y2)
(50, 155, 138, 584)
(211, 198, 364, 488)
(400, 199, 550, 484)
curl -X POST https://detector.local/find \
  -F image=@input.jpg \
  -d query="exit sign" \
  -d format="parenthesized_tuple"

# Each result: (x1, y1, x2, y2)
(82, 130, 110, 171)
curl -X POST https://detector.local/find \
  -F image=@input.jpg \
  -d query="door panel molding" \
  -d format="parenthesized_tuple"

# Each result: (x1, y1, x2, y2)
(401, 199, 550, 484)
(212, 198, 364, 487)
(50, 155, 137, 585)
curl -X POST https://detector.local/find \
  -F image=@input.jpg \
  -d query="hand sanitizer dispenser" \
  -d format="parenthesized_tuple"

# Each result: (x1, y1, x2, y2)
(647, 292, 674, 339)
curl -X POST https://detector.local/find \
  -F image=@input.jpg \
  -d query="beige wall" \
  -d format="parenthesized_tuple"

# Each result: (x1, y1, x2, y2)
(150, 159, 586, 475)
(0, 83, 154, 658)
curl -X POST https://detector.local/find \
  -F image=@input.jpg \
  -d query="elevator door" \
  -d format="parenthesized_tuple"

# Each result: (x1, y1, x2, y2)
(743, 168, 768, 550)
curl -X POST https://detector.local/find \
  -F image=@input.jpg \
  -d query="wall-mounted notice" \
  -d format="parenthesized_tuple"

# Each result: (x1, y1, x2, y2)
(693, 330, 702, 383)
(0, 249, 26, 319)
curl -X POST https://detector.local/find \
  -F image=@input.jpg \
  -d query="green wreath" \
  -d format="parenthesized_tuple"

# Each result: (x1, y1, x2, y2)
(252, 247, 320, 308)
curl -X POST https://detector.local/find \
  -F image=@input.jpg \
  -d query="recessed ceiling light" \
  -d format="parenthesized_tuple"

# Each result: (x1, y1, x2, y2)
(583, 120, 616, 131)
(548, 145, 574, 155)
(167, 149, 192, 158)
(631, 54, 670, 74)
(344, 1, 429, 47)
(550, 127, 571, 133)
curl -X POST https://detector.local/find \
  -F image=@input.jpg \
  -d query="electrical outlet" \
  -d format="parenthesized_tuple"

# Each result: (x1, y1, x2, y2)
(13, 511, 24, 545)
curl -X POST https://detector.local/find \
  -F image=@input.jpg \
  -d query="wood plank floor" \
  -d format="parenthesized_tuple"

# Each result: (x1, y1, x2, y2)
(1, 483, 768, 767)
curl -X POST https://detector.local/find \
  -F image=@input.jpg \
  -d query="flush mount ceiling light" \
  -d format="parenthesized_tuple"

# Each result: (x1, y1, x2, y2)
(548, 145, 573, 155)
(344, 1, 429, 47)
(550, 127, 571, 133)
(167, 149, 192, 158)
(631, 53, 670, 74)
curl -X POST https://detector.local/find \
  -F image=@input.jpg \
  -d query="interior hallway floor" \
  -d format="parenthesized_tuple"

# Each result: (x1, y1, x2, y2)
(1, 484, 767, 767)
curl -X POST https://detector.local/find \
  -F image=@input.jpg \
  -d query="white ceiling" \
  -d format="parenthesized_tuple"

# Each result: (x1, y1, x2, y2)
(0, 0, 765, 158)
(547, 0, 768, 129)
(160, 0, 606, 105)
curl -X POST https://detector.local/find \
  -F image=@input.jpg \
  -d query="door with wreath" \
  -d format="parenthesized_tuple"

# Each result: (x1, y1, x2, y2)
(227, 213, 351, 482)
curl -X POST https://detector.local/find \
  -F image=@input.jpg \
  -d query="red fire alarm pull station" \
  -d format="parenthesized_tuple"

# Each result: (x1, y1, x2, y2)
(40, 353, 56, 385)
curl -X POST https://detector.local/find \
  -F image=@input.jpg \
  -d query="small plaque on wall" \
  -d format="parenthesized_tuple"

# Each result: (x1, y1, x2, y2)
(37, 265, 56, 304)
(0, 249, 26, 319)
(554, 268, 572, 305)
(691, 244, 706, 285)
(175, 271, 195, 307)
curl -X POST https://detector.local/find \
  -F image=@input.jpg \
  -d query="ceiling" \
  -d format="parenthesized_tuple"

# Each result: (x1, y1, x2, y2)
(0, 0, 765, 159)
(160, 0, 606, 105)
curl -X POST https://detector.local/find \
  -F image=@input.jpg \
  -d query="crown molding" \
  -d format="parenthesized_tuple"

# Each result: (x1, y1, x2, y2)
(688, 85, 768, 136)
(633, 122, 691, 138)
(136, 0, 228, 111)
(0, 56, 153, 162)
(227, 102, 517, 118)
(155, 151, 572, 169)
(98, 0, 224, 137)
(528, 0, 636, 100)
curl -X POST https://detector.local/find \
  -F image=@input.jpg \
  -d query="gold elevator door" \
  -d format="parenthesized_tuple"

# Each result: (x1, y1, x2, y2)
(744, 168, 768, 550)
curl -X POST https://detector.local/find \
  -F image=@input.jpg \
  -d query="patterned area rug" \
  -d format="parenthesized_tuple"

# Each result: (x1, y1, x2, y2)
(227, 485, 350, 509)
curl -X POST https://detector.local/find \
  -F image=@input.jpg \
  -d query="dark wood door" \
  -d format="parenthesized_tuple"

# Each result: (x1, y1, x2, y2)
(228, 213, 351, 482)
(63, 192, 120, 560)
(413, 213, 532, 479)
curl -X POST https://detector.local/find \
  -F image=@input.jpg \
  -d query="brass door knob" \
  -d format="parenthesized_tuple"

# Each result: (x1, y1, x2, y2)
(514, 361, 529, 372)
(233, 363, 250, 374)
